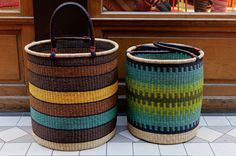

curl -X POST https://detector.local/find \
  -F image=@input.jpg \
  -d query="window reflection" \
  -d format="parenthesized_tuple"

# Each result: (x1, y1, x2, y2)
(0, 0, 20, 11)
(103, 0, 236, 12)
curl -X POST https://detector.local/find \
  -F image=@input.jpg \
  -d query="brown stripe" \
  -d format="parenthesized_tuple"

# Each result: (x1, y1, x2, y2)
(28, 68, 117, 92)
(32, 118, 116, 143)
(27, 59, 117, 78)
(27, 52, 117, 67)
(30, 94, 117, 117)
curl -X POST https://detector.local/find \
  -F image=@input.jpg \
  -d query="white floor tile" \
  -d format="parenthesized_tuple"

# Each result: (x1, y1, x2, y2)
(107, 143, 132, 156)
(210, 143, 236, 156)
(119, 130, 140, 142)
(80, 144, 106, 156)
(227, 128, 236, 138)
(0, 143, 3, 149)
(204, 116, 231, 126)
(196, 127, 223, 142)
(214, 134, 236, 143)
(0, 116, 20, 126)
(0, 143, 30, 155)
(109, 134, 133, 143)
(26, 143, 53, 156)
(133, 143, 160, 155)
(159, 144, 187, 156)
(208, 126, 233, 134)
(117, 116, 127, 126)
(17, 116, 32, 126)
(52, 150, 79, 156)
(184, 143, 214, 156)
(0, 127, 27, 142)
(199, 116, 207, 126)
(227, 116, 236, 126)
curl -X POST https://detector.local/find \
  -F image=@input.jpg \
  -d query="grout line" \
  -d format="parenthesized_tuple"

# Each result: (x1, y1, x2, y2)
(225, 116, 233, 126)
(225, 116, 232, 126)
(132, 142, 134, 156)
(0, 142, 5, 151)
(50, 147, 53, 156)
(208, 143, 216, 156)
(183, 143, 189, 156)
(157, 144, 161, 156)
(16, 114, 23, 127)
(202, 116, 208, 126)
(17, 126, 32, 136)
(106, 143, 107, 156)
(25, 142, 32, 156)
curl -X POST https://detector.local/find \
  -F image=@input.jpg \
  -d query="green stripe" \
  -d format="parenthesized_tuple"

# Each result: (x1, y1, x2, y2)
(127, 96, 202, 117)
(31, 106, 117, 130)
(127, 100, 201, 130)
(126, 78, 203, 96)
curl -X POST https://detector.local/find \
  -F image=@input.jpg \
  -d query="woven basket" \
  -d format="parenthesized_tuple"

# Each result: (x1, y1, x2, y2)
(24, 2, 119, 151)
(126, 42, 204, 144)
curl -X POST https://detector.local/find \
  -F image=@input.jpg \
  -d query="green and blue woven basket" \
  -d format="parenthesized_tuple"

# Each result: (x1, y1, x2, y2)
(126, 42, 204, 144)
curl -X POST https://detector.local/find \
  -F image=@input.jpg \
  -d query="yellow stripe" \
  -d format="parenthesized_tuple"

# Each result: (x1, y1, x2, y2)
(29, 82, 118, 104)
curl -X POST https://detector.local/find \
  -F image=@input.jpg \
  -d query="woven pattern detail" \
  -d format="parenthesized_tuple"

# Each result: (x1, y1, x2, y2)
(26, 38, 118, 150)
(126, 44, 204, 144)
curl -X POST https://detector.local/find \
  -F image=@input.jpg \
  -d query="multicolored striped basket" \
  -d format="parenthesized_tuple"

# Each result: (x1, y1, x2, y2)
(24, 2, 119, 151)
(126, 42, 204, 144)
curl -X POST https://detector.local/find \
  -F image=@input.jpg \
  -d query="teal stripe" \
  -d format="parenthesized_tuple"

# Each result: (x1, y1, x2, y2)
(126, 61, 203, 87)
(136, 53, 191, 60)
(31, 106, 117, 130)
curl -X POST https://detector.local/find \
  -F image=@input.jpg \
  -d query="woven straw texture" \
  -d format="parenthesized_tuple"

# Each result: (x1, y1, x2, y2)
(126, 43, 204, 144)
(25, 39, 118, 150)
(25, 2, 119, 150)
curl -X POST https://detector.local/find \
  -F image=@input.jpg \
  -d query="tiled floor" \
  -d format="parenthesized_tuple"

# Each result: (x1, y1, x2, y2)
(0, 114, 236, 155)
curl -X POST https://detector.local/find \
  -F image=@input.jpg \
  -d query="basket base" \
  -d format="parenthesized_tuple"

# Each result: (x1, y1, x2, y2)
(128, 123, 198, 144)
(32, 128, 116, 151)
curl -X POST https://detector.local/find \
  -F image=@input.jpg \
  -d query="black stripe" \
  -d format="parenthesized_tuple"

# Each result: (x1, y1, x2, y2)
(27, 52, 117, 67)
(127, 57, 203, 72)
(128, 118, 199, 134)
(127, 89, 203, 106)
(28, 68, 118, 92)
(32, 117, 116, 143)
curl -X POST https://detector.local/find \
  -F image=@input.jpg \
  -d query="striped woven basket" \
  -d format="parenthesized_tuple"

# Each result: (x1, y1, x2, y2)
(24, 2, 119, 151)
(126, 42, 204, 144)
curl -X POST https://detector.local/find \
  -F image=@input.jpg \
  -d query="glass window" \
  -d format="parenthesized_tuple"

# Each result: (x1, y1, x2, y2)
(103, 0, 236, 13)
(0, 0, 20, 12)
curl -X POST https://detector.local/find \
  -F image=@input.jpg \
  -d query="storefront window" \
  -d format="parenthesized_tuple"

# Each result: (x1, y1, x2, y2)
(103, 0, 236, 13)
(0, 0, 20, 12)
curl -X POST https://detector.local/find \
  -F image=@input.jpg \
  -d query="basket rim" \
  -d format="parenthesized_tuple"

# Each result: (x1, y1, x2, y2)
(24, 38, 119, 58)
(127, 43, 204, 64)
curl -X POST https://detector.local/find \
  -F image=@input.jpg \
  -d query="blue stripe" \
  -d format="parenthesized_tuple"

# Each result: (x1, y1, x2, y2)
(31, 106, 117, 130)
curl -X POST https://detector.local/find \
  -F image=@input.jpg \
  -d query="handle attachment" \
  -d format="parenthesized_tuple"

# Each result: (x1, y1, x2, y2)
(50, 2, 96, 59)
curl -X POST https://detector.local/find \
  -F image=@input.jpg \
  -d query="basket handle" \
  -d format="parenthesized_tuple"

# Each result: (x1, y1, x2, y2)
(50, 2, 96, 58)
(153, 42, 200, 58)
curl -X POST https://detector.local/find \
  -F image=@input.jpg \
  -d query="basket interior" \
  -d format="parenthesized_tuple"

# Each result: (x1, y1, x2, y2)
(135, 53, 192, 60)
(132, 46, 193, 60)
(29, 39, 115, 54)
